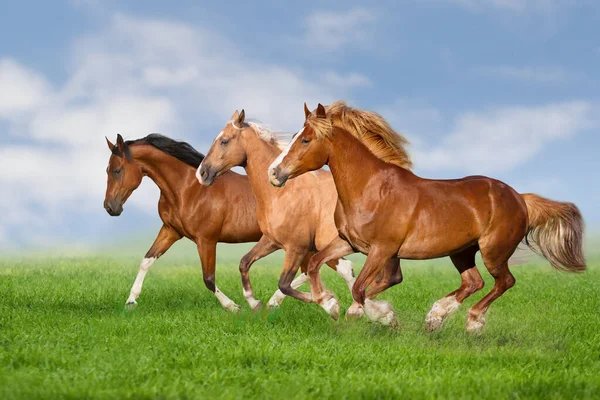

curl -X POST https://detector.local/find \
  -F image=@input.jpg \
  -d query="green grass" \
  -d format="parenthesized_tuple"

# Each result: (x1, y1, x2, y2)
(0, 248, 599, 399)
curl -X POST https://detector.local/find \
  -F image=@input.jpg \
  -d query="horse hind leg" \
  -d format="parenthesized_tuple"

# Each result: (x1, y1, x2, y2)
(465, 261, 515, 333)
(425, 246, 484, 332)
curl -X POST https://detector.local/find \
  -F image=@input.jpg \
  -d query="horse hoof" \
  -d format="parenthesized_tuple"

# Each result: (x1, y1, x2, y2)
(124, 300, 137, 310)
(321, 296, 340, 321)
(380, 310, 399, 327)
(364, 299, 398, 327)
(226, 303, 242, 313)
(266, 299, 281, 310)
(251, 300, 263, 312)
(345, 302, 364, 320)
(466, 313, 486, 334)
(425, 316, 443, 332)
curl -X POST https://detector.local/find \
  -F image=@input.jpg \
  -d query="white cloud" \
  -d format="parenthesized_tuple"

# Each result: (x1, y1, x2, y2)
(0, 13, 366, 248)
(412, 101, 594, 174)
(0, 59, 51, 118)
(303, 8, 377, 50)
(478, 65, 571, 84)
(438, 0, 564, 14)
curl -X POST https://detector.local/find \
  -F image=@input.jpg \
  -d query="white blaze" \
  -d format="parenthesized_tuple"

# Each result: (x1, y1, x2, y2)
(268, 127, 304, 173)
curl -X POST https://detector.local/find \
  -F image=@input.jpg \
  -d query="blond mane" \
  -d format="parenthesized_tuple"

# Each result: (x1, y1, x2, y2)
(245, 121, 288, 150)
(308, 101, 412, 169)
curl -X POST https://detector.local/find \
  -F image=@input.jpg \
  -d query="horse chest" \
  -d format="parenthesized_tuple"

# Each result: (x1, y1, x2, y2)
(334, 203, 373, 250)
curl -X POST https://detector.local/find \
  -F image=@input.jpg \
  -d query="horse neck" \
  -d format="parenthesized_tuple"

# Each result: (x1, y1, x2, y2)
(130, 144, 196, 205)
(327, 129, 407, 207)
(242, 132, 282, 206)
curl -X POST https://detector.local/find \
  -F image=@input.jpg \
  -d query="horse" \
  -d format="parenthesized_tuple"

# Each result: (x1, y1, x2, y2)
(268, 102, 586, 333)
(196, 110, 363, 319)
(104, 133, 263, 311)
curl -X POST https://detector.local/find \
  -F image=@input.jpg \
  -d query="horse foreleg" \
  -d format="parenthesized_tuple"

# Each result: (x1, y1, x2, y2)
(323, 258, 364, 319)
(266, 268, 311, 309)
(198, 240, 240, 312)
(125, 225, 181, 308)
(270, 250, 313, 306)
(306, 237, 355, 320)
(239, 236, 279, 310)
(363, 257, 403, 303)
(354, 247, 398, 327)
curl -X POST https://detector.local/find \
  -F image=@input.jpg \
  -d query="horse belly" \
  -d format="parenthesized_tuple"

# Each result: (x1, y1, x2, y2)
(398, 209, 481, 260)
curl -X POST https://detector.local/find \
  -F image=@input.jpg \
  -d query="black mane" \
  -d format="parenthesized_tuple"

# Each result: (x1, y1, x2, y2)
(126, 134, 205, 168)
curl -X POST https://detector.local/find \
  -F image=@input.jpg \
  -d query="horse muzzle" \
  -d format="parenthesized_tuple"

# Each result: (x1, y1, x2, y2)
(268, 166, 289, 187)
(104, 199, 123, 216)
(197, 164, 216, 186)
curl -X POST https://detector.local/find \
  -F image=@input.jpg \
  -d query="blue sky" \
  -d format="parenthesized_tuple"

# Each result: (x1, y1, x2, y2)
(0, 0, 599, 250)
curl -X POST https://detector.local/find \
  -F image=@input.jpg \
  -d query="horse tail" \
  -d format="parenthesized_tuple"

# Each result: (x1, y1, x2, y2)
(521, 193, 586, 272)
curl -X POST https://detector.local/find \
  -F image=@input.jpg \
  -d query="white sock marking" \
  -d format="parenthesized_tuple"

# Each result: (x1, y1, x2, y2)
(364, 299, 396, 326)
(214, 286, 240, 312)
(321, 296, 339, 316)
(425, 295, 461, 331)
(126, 257, 156, 304)
(336, 259, 355, 292)
(243, 288, 261, 309)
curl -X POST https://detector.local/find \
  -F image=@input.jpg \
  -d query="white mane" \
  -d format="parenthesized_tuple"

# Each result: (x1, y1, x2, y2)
(245, 121, 289, 150)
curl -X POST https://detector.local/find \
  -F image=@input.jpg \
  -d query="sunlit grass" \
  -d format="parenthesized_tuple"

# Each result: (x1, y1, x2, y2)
(0, 252, 598, 399)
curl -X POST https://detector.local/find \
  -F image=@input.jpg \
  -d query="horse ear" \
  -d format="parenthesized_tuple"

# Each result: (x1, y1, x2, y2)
(238, 109, 246, 125)
(116, 133, 132, 161)
(116, 134, 125, 151)
(316, 103, 327, 118)
(304, 102, 311, 119)
(231, 110, 239, 121)
(106, 136, 115, 152)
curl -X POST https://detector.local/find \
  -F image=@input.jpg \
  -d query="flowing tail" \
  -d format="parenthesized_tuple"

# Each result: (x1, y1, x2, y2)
(521, 193, 586, 272)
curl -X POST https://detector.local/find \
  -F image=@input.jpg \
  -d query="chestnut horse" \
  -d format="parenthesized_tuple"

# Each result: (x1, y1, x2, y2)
(104, 133, 262, 311)
(269, 102, 585, 332)
(196, 111, 362, 318)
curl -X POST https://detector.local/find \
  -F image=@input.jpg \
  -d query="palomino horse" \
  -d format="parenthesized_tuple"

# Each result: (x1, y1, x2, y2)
(269, 102, 585, 332)
(196, 111, 362, 318)
(104, 133, 262, 311)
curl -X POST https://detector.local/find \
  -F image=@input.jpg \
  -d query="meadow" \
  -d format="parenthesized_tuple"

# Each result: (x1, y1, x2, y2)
(1, 242, 599, 399)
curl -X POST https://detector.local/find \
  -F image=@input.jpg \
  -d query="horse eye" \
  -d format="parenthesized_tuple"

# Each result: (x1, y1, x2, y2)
(301, 138, 311, 144)
(220, 139, 229, 146)
(113, 168, 122, 175)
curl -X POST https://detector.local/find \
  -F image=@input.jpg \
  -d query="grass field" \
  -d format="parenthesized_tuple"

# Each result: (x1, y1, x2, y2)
(1, 244, 599, 399)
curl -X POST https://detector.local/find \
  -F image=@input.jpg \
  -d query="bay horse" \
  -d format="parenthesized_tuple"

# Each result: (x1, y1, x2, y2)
(268, 102, 585, 332)
(104, 133, 262, 311)
(196, 111, 362, 318)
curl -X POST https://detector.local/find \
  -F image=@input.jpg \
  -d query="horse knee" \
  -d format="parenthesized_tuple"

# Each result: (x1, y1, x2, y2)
(239, 254, 252, 273)
(278, 281, 294, 296)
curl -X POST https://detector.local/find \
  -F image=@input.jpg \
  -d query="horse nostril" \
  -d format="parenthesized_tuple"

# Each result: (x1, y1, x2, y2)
(201, 169, 208, 180)
(106, 205, 113, 214)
